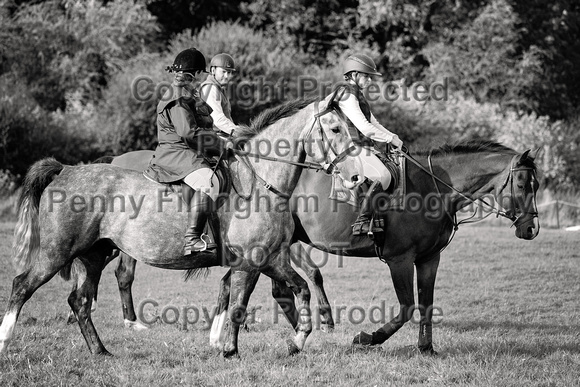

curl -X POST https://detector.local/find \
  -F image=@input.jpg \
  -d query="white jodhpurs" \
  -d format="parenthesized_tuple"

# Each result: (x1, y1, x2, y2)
(357, 151, 391, 189)
(183, 168, 220, 201)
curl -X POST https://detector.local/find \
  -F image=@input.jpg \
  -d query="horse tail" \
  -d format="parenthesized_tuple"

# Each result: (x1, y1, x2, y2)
(12, 157, 64, 273)
(183, 268, 211, 282)
(92, 155, 114, 164)
(59, 259, 85, 282)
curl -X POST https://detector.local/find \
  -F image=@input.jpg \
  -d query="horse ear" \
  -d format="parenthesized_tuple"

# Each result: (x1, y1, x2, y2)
(519, 149, 531, 162)
(528, 147, 541, 160)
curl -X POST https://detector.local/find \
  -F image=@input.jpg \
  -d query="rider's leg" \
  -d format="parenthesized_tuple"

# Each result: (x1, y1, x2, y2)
(353, 153, 391, 233)
(183, 168, 220, 254)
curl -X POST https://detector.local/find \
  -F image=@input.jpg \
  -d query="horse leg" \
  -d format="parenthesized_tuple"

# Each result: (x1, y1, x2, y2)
(114, 252, 147, 330)
(67, 242, 111, 356)
(210, 269, 231, 349)
(291, 242, 334, 332)
(415, 253, 440, 355)
(67, 248, 119, 325)
(0, 253, 72, 354)
(353, 253, 415, 347)
(271, 279, 299, 330)
(260, 252, 313, 355)
(222, 267, 260, 358)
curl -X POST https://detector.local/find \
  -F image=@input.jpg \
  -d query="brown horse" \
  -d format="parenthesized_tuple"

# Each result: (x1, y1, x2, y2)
(0, 98, 361, 357)
(76, 141, 540, 354)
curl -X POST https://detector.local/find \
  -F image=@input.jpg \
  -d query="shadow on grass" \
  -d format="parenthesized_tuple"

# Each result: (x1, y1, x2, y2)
(442, 319, 580, 356)
(444, 319, 580, 336)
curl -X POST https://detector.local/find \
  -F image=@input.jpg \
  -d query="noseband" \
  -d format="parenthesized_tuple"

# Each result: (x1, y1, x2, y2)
(232, 101, 354, 200)
(495, 155, 539, 226)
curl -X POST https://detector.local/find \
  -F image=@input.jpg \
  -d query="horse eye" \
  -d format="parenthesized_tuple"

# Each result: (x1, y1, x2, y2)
(331, 127, 340, 133)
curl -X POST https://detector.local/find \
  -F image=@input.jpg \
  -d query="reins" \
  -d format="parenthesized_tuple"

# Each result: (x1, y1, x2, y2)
(230, 101, 349, 200)
(398, 150, 536, 254)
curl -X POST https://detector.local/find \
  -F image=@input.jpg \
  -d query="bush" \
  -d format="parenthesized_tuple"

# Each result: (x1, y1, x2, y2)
(0, 80, 100, 181)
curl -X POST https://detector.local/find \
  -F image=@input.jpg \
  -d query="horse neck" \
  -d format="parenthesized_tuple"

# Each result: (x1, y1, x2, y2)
(246, 109, 309, 195)
(428, 152, 514, 206)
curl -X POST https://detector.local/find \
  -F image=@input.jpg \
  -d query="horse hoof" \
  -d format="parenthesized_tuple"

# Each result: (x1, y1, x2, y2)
(223, 347, 239, 359)
(124, 320, 149, 331)
(209, 340, 224, 350)
(419, 345, 438, 356)
(352, 331, 373, 346)
(320, 324, 334, 333)
(286, 338, 301, 356)
(97, 350, 114, 357)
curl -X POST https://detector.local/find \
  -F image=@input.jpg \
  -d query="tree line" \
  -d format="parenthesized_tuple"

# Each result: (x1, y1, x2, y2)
(0, 0, 578, 189)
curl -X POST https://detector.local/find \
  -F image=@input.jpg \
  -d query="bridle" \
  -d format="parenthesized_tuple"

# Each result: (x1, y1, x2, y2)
(399, 151, 538, 252)
(497, 156, 539, 227)
(231, 101, 356, 200)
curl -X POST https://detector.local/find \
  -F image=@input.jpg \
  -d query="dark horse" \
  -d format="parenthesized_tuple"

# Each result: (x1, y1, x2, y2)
(75, 141, 540, 354)
(0, 99, 361, 357)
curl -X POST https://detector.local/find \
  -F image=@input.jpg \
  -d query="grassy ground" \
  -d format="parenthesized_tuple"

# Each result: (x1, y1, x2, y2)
(0, 222, 579, 386)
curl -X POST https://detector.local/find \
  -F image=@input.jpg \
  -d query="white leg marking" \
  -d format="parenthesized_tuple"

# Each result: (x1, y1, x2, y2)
(209, 311, 227, 349)
(0, 312, 18, 353)
(124, 319, 149, 331)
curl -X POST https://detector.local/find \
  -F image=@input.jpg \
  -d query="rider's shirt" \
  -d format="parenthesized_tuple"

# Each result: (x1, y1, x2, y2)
(326, 84, 396, 143)
(200, 75, 237, 136)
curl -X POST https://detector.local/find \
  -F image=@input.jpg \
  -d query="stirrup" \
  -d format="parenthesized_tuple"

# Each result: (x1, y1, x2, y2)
(200, 233, 217, 250)
(184, 234, 216, 255)
(352, 218, 370, 236)
(352, 217, 384, 237)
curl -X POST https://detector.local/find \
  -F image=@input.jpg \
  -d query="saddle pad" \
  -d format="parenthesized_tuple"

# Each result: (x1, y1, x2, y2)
(328, 174, 358, 206)
(143, 165, 230, 207)
(387, 153, 405, 211)
(328, 152, 406, 211)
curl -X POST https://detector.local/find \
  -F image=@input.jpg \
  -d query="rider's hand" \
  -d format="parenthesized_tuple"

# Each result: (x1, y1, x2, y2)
(390, 135, 403, 150)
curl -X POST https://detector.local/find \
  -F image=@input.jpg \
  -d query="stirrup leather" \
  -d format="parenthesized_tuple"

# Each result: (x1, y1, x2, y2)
(352, 217, 384, 237)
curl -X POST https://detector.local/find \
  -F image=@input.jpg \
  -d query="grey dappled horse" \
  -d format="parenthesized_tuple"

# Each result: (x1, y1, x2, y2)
(0, 98, 361, 357)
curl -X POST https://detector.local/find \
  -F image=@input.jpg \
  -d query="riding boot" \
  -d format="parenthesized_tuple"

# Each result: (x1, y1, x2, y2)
(184, 190, 217, 255)
(352, 180, 384, 236)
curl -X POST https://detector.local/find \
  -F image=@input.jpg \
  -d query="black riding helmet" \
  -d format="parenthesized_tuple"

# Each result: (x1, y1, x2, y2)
(166, 48, 207, 73)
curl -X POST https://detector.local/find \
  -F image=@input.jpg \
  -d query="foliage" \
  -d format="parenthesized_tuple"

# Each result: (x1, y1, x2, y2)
(422, 0, 544, 114)
(82, 52, 165, 155)
(0, 0, 161, 175)
(0, 0, 161, 110)
(0, 0, 579, 190)
(241, 0, 360, 65)
(372, 86, 579, 188)
(173, 21, 314, 123)
(498, 113, 580, 188)
(510, 0, 580, 119)
(0, 80, 100, 181)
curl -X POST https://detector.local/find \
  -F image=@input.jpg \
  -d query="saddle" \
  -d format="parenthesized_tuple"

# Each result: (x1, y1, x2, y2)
(143, 159, 231, 264)
(144, 161, 230, 209)
(329, 146, 406, 212)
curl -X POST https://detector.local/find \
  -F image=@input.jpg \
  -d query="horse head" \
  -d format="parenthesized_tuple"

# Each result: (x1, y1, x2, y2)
(305, 108, 363, 190)
(500, 149, 540, 240)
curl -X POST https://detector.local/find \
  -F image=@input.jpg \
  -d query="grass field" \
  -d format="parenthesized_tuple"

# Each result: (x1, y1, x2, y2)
(0, 222, 579, 386)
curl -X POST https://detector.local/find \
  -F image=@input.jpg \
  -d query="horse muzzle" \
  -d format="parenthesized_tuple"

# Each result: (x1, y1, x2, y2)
(515, 214, 540, 240)
(341, 174, 361, 190)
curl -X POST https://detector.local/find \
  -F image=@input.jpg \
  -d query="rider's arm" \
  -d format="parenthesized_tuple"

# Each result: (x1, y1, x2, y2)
(200, 84, 237, 136)
(337, 93, 397, 143)
(169, 102, 198, 142)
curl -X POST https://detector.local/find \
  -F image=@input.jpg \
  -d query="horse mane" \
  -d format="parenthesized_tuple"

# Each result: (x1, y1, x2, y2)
(233, 97, 317, 142)
(429, 140, 517, 157)
(424, 140, 537, 169)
